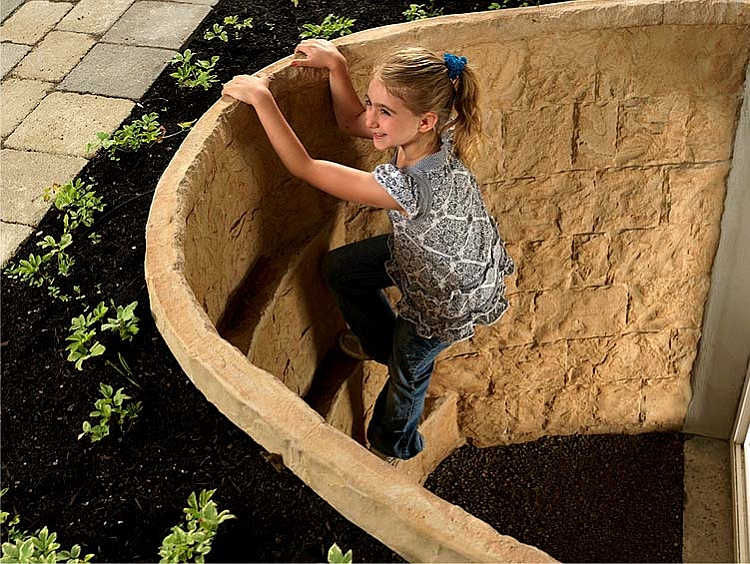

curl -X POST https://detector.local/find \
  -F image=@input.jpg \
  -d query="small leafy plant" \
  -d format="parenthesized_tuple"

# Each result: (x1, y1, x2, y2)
(327, 544, 353, 563)
(101, 300, 140, 342)
(64, 300, 139, 370)
(4, 179, 105, 300)
(299, 14, 355, 39)
(65, 302, 108, 370)
(45, 179, 105, 234)
(403, 2, 443, 21)
(203, 22, 228, 41)
(78, 382, 142, 442)
(86, 113, 165, 160)
(1, 491, 94, 563)
(158, 489, 236, 563)
(169, 50, 220, 90)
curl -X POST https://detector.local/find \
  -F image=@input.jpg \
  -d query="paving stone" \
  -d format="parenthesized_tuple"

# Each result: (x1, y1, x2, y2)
(58, 43, 175, 100)
(1, 0, 25, 23)
(4, 92, 134, 157)
(102, 0, 211, 49)
(0, 41, 30, 78)
(0, 0, 73, 44)
(11, 31, 96, 82)
(1, 78, 54, 138)
(57, 0, 135, 35)
(0, 221, 34, 267)
(0, 149, 87, 225)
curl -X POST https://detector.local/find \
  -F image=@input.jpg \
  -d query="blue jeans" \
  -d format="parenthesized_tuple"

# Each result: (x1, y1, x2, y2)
(323, 235, 449, 460)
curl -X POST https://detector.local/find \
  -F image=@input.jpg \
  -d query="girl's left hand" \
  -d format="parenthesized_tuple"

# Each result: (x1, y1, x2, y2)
(222, 74, 271, 106)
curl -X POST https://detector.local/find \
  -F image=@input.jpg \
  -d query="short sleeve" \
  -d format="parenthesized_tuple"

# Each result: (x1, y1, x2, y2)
(373, 163, 420, 219)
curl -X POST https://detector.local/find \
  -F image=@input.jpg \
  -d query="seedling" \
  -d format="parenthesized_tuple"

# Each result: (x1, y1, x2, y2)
(101, 300, 140, 342)
(169, 50, 220, 90)
(0, 492, 94, 563)
(37, 233, 74, 276)
(299, 14, 356, 39)
(159, 489, 235, 563)
(5, 179, 104, 299)
(224, 15, 253, 31)
(327, 544, 353, 563)
(403, 2, 443, 21)
(86, 113, 165, 161)
(78, 382, 142, 443)
(203, 23, 228, 41)
(5, 253, 48, 287)
(45, 179, 105, 233)
(65, 302, 108, 370)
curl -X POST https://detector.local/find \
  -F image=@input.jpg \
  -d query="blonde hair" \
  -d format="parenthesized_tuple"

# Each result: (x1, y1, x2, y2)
(374, 47, 484, 169)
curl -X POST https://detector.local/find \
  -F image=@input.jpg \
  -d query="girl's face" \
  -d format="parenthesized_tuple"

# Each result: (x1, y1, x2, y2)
(364, 78, 434, 153)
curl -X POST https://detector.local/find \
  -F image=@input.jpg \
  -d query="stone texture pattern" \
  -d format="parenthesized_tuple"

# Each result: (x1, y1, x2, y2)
(0, 78, 54, 139)
(10, 30, 96, 82)
(4, 92, 134, 157)
(144, 1, 750, 561)
(0, 0, 72, 44)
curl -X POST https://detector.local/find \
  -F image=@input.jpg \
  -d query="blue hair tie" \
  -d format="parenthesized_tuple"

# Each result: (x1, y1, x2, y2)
(443, 52, 467, 80)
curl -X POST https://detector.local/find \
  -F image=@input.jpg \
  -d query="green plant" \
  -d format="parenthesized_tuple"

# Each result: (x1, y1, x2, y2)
(403, 2, 443, 21)
(327, 543, 353, 563)
(299, 14, 355, 39)
(44, 179, 105, 233)
(223, 15, 253, 31)
(203, 22, 228, 41)
(290, 0, 300, 6)
(169, 50, 220, 90)
(78, 382, 142, 442)
(64, 301, 140, 370)
(0, 491, 94, 563)
(101, 300, 139, 342)
(86, 113, 165, 160)
(65, 302, 108, 370)
(5, 179, 104, 298)
(37, 233, 74, 276)
(0, 526, 94, 563)
(158, 489, 235, 563)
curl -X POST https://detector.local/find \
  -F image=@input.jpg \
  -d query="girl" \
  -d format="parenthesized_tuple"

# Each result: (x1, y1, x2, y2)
(222, 39, 514, 462)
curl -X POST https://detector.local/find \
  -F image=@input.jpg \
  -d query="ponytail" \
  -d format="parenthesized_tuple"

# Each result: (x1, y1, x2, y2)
(442, 62, 484, 170)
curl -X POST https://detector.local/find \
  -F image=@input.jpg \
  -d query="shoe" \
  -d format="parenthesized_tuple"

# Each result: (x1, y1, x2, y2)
(369, 446, 398, 465)
(338, 330, 372, 361)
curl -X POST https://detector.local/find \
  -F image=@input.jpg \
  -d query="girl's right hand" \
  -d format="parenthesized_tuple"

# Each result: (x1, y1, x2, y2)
(291, 39, 346, 71)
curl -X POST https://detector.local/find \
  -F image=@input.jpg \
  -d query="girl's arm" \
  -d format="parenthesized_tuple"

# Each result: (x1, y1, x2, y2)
(222, 75, 401, 211)
(291, 39, 372, 139)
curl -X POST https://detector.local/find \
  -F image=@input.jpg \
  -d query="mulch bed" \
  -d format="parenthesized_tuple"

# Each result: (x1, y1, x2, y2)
(1, 0, 684, 561)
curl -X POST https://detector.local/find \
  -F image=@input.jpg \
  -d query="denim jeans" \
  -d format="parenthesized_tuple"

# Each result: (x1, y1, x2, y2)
(322, 235, 449, 460)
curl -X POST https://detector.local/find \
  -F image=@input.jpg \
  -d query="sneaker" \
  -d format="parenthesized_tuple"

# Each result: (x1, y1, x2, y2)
(369, 446, 398, 465)
(338, 331, 372, 361)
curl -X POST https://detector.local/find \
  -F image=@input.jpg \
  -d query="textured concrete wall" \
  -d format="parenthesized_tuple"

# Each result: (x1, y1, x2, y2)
(145, 0, 750, 561)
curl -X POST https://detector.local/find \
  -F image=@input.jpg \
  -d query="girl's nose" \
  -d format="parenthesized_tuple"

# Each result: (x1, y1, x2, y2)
(365, 108, 377, 129)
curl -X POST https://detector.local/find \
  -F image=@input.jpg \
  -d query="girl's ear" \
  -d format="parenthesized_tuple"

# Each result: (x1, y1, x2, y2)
(418, 112, 438, 133)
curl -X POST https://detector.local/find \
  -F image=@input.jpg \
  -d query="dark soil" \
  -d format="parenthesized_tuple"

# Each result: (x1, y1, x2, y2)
(1, 0, 684, 562)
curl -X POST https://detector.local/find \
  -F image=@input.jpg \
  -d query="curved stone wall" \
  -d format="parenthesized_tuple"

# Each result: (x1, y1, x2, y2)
(145, 1, 750, 560)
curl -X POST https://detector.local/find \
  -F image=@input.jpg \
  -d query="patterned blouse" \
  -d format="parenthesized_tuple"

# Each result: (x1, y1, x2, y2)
(373, 137, 515, 343)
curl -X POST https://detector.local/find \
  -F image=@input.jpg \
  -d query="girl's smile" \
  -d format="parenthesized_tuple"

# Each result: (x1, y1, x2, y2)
(364, 78, 438, 166)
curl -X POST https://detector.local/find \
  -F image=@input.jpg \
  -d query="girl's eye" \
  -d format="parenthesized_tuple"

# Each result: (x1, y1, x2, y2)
(380, 109, 390, 116)
(364, 98, 371, 106)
